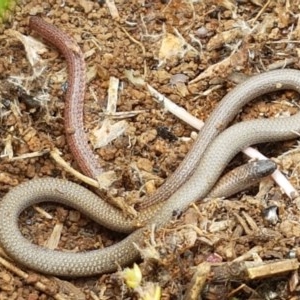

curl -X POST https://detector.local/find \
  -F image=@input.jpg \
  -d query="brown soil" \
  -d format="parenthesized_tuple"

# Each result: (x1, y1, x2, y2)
(1, 0, 300, 299)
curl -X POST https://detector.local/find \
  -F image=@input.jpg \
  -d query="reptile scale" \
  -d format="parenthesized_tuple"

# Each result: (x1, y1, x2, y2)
(0, 17, 299, 276)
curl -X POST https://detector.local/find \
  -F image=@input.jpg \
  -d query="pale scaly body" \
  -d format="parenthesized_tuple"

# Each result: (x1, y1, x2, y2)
(0, 17, 300, 277)
(26, 17, 278, 211)
(0, 69, 300, 276)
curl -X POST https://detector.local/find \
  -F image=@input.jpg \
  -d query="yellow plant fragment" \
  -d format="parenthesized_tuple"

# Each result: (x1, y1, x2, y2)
(122, 263, 142, 289)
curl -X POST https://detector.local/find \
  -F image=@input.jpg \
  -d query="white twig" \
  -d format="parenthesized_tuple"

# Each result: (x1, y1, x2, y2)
(105, 0, 120, 20)
(243, 148, 298, 199)
(147, 84, 298, 199)
(147, 84, 203, 129)
(125, 69, 297, 198)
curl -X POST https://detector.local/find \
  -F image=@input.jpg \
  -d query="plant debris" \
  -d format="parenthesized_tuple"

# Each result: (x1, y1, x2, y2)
(1, 0, 300, 299)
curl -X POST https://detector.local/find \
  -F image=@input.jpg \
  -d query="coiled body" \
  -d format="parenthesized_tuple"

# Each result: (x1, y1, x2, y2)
(0, 17, 299, 277)
(0, 69, 299, 276)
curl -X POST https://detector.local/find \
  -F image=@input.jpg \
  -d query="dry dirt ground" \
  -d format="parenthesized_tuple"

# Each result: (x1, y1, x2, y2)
(1, 0, 300, 299)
